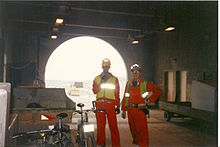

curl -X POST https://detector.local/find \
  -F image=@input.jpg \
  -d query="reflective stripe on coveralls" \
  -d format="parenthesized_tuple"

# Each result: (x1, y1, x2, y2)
(124, 80, 148, 107)
(94, 75, 116, 100)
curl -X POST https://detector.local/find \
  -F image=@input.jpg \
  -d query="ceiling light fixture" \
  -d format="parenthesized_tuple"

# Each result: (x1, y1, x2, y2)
(132, 40, 139, 44)
(50, 35, 57, 39)
(165, 26, 175, 32)
(128, 34, 140, 45)
(56, 18, 64, 24)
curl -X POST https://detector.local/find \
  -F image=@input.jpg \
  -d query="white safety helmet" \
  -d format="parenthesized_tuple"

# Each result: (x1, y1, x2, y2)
(130, 64, 142, 72)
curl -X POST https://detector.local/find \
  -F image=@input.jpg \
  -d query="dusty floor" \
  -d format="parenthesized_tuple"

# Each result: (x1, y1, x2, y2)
(81, 109, 217, 147)
(11, 109, 217, 147)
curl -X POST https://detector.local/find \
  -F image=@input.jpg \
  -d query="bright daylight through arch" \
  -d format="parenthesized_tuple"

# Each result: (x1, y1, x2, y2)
(45, 36, 127, 109)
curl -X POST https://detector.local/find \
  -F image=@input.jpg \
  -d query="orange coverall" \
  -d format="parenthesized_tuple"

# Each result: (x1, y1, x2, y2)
(92, 73, 121, 147)
(121, 79, 161, 147)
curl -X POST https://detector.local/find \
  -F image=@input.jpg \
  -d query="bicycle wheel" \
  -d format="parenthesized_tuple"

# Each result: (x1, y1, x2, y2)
(85, 133, 96, 147)
(77, 127, 85, 147)
(63, 139, 74, 147)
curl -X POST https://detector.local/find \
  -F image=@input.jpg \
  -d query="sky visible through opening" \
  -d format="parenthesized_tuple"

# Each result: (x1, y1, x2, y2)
(45, 36, 127, 109)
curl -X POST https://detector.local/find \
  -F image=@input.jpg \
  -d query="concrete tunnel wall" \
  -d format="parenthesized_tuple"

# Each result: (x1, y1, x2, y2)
(153, 3, 217, 101)
(11, 87, 75, 109)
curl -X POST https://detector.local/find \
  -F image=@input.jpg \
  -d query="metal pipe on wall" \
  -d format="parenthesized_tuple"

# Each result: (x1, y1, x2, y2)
(3, 53, 6, 82)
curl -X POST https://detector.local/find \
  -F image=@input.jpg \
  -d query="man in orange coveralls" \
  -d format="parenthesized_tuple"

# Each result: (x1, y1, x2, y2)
(92, 58, 121, 147)
(121, 64, 161, 147)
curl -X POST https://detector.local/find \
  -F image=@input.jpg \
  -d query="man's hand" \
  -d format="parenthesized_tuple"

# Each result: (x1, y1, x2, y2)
(101, 72, 110, 83)
(145, 98, 150, 104)
(121, 111, 126, 119)
(115, 106, 120, 114)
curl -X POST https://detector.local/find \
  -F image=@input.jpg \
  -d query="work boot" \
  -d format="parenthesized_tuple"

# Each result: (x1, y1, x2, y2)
(97, 143, 106, 147)
(132, 139, 138, 145)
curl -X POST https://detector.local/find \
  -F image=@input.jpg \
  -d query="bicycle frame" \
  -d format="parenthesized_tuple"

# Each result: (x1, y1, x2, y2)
(12, 113, 73, 147)
(75, 103, 97, 147)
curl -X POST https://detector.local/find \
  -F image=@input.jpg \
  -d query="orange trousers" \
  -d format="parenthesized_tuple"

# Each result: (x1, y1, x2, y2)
(96, 100, 121, 147)
(127, 107, 149, 147)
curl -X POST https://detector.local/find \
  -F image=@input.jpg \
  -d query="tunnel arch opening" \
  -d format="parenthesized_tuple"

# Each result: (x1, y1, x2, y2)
(45, 36, 127, 108)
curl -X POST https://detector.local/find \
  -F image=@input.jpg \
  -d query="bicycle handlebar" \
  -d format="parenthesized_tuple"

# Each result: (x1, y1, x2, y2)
(73, 108, 105, 114)
(12, 129, 58, 139)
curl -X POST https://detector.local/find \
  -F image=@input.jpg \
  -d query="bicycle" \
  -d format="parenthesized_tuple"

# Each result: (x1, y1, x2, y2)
(74, 100, 120, 147)
(73, 101, 100, 147)
(12, 112, 74, 147)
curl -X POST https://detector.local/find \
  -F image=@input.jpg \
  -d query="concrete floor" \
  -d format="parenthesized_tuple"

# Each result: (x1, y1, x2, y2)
(12, 109, 217, 147)
(74, 109, 217, 147)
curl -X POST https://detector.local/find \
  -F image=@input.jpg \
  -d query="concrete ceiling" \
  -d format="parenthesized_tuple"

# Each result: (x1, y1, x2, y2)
(2, 1, 178, 40)
(2, 1, 217, 41)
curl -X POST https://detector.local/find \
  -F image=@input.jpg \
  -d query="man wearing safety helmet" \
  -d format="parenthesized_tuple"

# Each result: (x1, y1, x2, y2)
(121, 64, 161, 147)
(92, 58, 121, 147)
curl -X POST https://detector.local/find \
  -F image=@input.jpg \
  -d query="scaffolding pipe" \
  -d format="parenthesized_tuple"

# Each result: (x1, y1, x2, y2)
(3, 53, 6, 82)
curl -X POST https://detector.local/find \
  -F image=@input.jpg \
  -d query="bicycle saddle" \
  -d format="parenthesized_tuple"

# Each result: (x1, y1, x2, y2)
(56, 113, 68, 119)
(77, 103, 85, 108)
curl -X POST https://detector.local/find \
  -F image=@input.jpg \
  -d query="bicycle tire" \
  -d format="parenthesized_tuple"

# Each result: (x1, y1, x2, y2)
(63, 139, 74, 147)
(77, 126, 85, 147)
(55, 141, 74, 147)
(85, 133, 96, 147)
